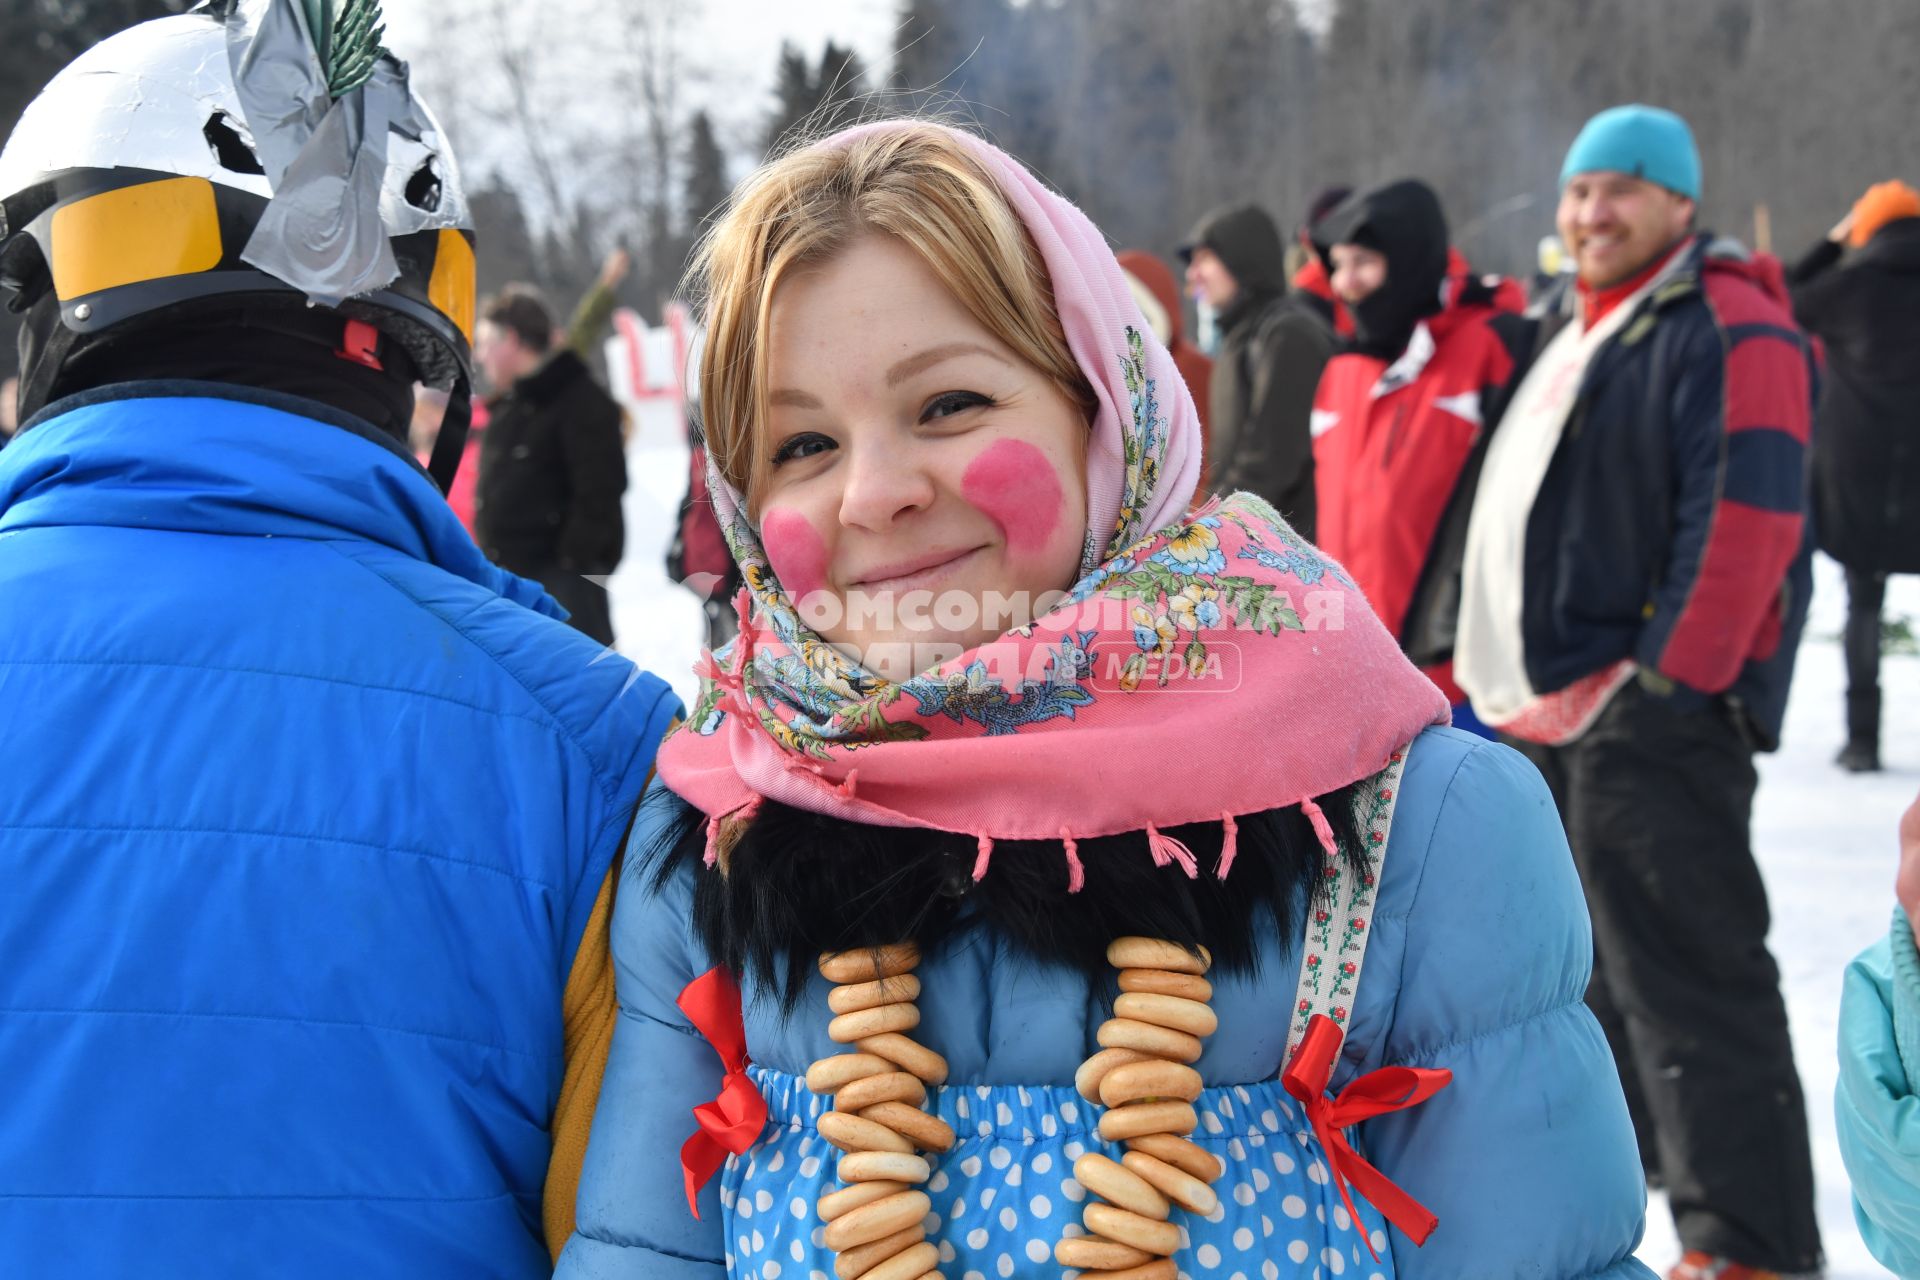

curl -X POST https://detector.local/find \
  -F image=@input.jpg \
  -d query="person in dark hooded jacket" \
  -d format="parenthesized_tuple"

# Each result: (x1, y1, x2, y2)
(1310, 179, 1528, 711)
(1787, 180, 1920, 774)
(1181, 203, 1329, 536)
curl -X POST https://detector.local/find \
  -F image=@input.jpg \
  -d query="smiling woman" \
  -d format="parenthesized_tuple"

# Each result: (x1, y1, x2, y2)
(695, 125, 1095, 508)
(753, 233, 1089, 665)
(686, 126, 1108, 673)
(555, 119, 1659, 1280)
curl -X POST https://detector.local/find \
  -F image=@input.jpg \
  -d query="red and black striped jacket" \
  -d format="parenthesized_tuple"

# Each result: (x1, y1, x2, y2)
(1510, 233, 1816, 750)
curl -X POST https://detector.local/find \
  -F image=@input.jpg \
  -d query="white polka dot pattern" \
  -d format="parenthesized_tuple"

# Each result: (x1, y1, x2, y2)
(722, 1064, 1391, 1277)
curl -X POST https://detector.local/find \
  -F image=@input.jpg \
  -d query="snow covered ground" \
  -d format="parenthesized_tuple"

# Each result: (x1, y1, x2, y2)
(605, 418, 1919, 1278)
(604, 423, 709, 715)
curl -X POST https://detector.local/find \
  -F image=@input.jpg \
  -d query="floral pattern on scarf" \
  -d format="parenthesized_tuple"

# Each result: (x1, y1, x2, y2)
(658, 120, 1448, 845)
(1110, 327, 1171, 558)
(687, 450, 1351, 762)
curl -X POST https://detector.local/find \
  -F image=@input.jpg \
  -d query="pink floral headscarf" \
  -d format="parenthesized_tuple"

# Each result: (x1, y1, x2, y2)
(657, 121, 1447, 877)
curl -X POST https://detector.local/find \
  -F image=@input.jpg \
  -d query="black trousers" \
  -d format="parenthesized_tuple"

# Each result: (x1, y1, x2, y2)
(1843, 566, 1887, 747)
(1503, 683, 1822, 1271)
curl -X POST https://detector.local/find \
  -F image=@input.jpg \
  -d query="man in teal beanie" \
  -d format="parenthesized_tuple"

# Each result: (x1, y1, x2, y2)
(1562, 104, 1702, 199)
(1458, 103, 1823, 1280)
(1553, 104, 1702, 289)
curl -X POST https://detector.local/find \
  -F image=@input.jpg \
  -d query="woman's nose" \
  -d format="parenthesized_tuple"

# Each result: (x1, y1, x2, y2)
(836, 440, 936, 532)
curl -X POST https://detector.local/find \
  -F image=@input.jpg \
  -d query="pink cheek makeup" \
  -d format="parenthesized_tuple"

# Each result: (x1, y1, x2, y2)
(961, 438, 1063, 556)
(760, 508, 830, 603)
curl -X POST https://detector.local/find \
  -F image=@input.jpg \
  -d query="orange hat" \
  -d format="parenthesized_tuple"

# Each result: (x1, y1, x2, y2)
(1850, 181, 1920, 247)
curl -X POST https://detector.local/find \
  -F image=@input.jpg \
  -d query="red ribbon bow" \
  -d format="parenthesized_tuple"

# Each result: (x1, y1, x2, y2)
(1280, 1013, 1453, 1261)
(677, 966, 768, 1218)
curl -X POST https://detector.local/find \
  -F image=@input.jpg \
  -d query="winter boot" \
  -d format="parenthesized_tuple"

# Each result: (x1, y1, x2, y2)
(1837, 686, 1881, 773)
(1836, 740, 1881, 772)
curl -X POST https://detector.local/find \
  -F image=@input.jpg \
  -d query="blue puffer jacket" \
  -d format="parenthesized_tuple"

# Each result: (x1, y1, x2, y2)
(0, 386, 680, 1278)
(1836, 909, 1920, 1277)
(561, 727, 1656, 1279)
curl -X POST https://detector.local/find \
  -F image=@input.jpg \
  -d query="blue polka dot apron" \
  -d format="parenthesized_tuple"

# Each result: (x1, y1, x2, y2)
(722, 751, 1417, 1280)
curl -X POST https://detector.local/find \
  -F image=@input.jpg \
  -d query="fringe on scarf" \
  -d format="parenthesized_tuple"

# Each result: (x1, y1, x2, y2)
(638, 783, 1365, 1016)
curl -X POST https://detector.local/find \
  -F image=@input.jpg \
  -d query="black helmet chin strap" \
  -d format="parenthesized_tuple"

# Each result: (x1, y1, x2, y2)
(426, 371, 471, 495)
(13, 292, 83, 426)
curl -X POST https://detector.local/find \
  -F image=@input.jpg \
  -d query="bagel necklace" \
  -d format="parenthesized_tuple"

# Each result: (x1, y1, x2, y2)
(804, 937, 1223, 1280)
(807, 944, 954, 1280)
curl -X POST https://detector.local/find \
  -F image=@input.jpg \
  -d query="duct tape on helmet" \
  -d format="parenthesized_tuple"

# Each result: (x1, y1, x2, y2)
(0, 0, 475, 388)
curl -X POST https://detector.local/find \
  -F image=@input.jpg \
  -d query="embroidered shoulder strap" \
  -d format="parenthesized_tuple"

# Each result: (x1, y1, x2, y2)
(1284, 743, 1411, 1061)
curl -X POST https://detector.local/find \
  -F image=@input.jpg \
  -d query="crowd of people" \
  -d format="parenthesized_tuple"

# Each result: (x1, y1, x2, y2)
(1114, 111, 1920, 1279)
(1113, 108, 1920, 1279)
(0, 6, 1916, 1280)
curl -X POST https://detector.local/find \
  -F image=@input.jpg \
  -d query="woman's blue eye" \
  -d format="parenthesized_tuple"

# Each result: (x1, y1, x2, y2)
(770, 433, 835, 466)
(923, 390, 995, 421)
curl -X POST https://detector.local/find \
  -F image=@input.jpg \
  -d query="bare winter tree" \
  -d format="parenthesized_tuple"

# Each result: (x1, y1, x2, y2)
(408, 0, 1920, 312)
(470, 0, 575, 235)
(410, 0, 708, 316)
(608, 0, 694, 313)
(410, 0, 596, 302)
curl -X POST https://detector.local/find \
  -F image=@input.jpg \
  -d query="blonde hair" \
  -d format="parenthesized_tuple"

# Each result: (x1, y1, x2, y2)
(688, 122, 1096, 505)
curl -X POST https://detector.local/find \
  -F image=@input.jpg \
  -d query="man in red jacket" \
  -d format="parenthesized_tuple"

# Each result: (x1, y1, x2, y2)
(1309, 178, 1527, 711)
(1456, 106, 1820, 1280)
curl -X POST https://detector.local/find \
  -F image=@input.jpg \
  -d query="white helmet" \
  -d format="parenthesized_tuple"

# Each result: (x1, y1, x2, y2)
(0, 0, 477, 481)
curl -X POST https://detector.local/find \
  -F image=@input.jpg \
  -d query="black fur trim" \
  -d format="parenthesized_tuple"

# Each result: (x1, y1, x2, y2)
(639, 784, 1365, 1015)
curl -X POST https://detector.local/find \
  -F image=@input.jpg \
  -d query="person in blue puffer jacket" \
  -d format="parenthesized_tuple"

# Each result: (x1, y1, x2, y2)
(1837, 788, 1920, 1276)
(0, 9, 677, 1278)
(558, 120, 1654, 1280)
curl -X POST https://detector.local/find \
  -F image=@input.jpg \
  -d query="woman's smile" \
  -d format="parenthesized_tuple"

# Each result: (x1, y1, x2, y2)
(847, 545, 989, 596)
